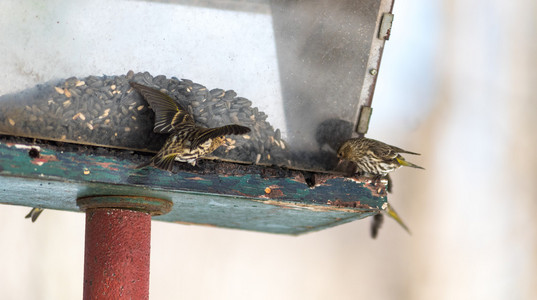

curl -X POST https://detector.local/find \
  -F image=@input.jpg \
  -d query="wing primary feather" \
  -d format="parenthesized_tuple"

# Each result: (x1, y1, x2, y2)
(152, 154, 177, 172)
(130, 82, 194, 133)
(190, 125, 250, 150)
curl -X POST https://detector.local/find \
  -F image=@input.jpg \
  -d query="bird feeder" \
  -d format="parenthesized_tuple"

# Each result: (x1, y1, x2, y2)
(0, 0, 394, 298)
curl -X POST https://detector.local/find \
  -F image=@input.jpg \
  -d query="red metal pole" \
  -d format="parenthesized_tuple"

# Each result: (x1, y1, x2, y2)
(83, 208, 151, 300)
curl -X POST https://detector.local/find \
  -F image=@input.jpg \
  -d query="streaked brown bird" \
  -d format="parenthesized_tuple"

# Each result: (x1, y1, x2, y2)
(130, 82, 251, 172)
(25, 207, 44, 222)
(337, 137, 424, 177)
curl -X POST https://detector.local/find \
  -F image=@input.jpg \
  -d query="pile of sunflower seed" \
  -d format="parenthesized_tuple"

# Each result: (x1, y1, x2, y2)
(0, 71, 289, 165)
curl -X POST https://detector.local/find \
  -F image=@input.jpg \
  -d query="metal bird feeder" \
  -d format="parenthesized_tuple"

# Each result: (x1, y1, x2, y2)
(0, 0, 394, 298)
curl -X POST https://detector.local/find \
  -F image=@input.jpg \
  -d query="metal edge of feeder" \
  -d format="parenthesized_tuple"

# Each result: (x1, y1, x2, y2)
(0, 136, 387, 234)
(0, 137, 387, 207)
(354, 0, 395, 136)
(77, 195, 173, 216)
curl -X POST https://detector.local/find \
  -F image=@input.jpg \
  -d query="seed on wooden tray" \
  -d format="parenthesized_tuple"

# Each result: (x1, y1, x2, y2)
(210, 89, 225, 98)
(0, 71, 292, 166)
(213, 107, 226, 115)
(99, 108, 110, 119)
(274, 129, 281, 140)
(89, 80, 103, 88)
(31, 105, 41, 115)
(225, 90, 237, 98)
(236, 97, 252, 106)
(8, 118, 15, 126)
(54, 86, 64, 94)
(65, 77, 78, 87)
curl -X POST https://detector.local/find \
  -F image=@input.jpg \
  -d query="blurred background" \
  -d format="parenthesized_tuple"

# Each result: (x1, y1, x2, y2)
(1, 0, 536, 299)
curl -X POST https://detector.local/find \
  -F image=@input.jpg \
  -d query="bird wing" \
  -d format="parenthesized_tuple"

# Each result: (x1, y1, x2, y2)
(367, 138, 420, 157)
(130, 82, 195, 134)
(390, 145, 421, 156)
(190, 125, 251, 151)
(364, 139, 400, 159)
(152, 153, 178, 172)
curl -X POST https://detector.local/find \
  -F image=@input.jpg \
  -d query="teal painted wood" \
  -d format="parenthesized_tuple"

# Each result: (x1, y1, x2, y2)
(0, 139, 386, 234)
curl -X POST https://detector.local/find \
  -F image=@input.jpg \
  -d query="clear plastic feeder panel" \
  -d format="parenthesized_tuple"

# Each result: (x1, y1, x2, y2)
(0, 0, 391, 172)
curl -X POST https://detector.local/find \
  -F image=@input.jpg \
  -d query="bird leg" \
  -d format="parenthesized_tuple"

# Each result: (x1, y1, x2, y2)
(372, 175, 390, 192)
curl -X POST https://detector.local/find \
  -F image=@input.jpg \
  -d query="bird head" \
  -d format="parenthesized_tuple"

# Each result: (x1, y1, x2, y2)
(337, 142, 351, 160)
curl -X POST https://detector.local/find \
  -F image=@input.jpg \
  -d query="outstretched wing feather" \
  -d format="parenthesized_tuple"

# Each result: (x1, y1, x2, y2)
(130, 82, 194, 133)
(190, 125, 250, 150)
(152, 154, 178, 172)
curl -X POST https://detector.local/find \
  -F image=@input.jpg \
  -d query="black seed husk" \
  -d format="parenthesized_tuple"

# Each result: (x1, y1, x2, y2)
(0, 71, 291, 166)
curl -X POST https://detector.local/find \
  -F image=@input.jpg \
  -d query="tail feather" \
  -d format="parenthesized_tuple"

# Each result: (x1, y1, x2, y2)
(136, 155, 177, 172)
(386, 203, 411, 235)
(25, 207, 44, 222)
(135, 160, 153, 170)
(396, 156, 425, 170)
(152, 155, 178, 172)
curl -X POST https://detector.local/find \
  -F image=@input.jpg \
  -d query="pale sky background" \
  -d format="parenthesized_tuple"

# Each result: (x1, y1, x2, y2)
(1, 0, 536, 300)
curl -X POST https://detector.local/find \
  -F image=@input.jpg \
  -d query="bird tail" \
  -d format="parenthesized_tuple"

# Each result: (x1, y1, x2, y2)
(137, 154, 178, 172)
(135, 160, 153, 169)
(385, 203, 411, 235)
(396, 156, 425, 170)
(25, 207, 44, 222)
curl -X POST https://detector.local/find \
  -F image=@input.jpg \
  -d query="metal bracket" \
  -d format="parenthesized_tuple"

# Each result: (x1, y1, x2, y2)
(378, 13, 394, 40)
(356, 106, 373, 135)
